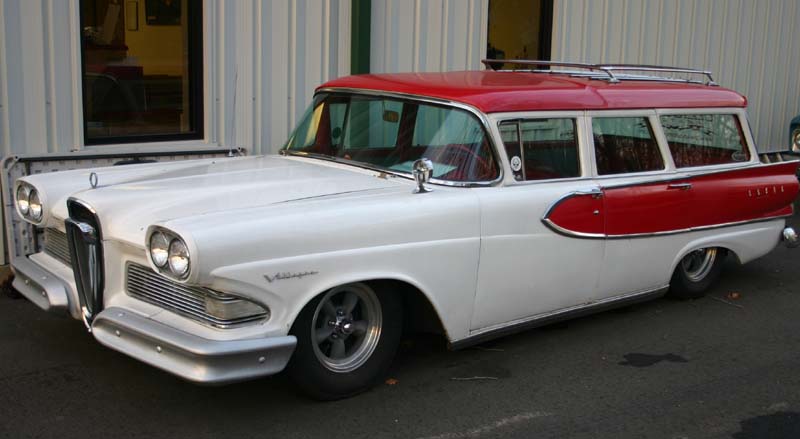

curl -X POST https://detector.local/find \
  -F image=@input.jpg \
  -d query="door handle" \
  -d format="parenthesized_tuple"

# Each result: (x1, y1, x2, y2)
(668, 183, 692, 190)
(667, 183, 693, 190)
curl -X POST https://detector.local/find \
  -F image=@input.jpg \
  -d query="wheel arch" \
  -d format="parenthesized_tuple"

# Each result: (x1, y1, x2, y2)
(288, 276, 450, 341)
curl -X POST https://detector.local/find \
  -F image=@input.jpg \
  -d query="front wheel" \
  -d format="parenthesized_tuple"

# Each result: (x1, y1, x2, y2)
(287, 282, 403, 400)
(668, 247, 727, 299)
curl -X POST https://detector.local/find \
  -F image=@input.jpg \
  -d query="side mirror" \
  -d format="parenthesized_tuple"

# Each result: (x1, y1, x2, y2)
(412, 158, 434, 193)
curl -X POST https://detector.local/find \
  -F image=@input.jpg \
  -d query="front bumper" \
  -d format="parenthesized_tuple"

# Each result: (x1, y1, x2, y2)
(11, 256, 71, 313)
(12, 255, 297, 384)
(92, 307, 297, 384)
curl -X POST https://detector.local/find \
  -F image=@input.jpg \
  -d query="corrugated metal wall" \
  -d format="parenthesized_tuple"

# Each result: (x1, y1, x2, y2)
(208, 0, 350, 154)
(370, 0, 489, 73)
(0, 0, 350, 156)
(552, 0, 800, 152)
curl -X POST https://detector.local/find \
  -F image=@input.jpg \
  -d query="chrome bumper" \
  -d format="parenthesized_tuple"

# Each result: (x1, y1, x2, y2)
(10, 256, 71, 313)
(92, 307, 297, 384)
(783, 227, 799, 248)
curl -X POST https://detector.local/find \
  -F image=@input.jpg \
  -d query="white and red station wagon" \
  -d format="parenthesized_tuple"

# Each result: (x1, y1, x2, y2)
(11, 61, 800, 399)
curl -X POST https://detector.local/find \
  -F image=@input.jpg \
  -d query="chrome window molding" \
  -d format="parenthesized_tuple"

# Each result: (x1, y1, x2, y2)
(292, 87, 506, 188)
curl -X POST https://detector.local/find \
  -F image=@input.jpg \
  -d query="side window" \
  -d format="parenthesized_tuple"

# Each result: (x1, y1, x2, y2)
(592, 116, 664, 175)
(499, 118, 580, 181)
(659, 114, 751, 167)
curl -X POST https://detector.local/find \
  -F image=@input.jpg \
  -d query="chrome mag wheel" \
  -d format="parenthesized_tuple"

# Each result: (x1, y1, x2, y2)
(681, 248, 718, 282)
(311, 283, 383, 373)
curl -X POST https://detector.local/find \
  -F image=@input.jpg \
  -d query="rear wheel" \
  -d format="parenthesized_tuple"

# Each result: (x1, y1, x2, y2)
(668, 247, 726, 299)
(287, 282, 402, 400)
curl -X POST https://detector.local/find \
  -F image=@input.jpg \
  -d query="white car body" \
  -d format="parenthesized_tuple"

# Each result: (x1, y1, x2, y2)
(9, 69, 800, 390)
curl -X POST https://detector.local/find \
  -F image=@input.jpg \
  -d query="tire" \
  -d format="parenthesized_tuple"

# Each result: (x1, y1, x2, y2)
(287, 282, 403, 400)
(668, 247, 727, 300)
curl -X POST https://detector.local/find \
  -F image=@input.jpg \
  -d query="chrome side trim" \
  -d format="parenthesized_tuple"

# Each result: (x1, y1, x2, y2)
(451, 286, 669, 350)
(540, 187, 606, 239)
(296, 87, 506, 188)
(542, 202, 792, 240)
(92, 307, 297, 384)
(597, 160, 799, 190)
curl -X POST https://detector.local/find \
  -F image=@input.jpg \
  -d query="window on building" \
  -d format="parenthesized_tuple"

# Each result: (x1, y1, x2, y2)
(80, 0, 202, 145)
(592, 116, 664, 175)
(486, 0, 553, 65)
(499, 118, 580, 181)
(660, 114, 750, 167)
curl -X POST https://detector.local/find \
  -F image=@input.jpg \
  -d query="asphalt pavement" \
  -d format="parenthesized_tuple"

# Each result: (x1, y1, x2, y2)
(1, 214, 800, 439)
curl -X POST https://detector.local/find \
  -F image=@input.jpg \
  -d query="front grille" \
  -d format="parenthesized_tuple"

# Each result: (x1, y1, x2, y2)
(125, 263, 267, 328)
(66, 199, 104, 322)
(44, 228, 71, 265)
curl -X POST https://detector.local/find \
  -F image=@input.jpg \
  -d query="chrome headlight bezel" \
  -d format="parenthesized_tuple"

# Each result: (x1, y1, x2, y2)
(147, 227, 191, 280)
(14, 182, 44, 224)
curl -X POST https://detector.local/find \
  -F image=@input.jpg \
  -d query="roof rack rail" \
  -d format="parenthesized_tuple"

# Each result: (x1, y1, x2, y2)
(481, 59, 718, 86)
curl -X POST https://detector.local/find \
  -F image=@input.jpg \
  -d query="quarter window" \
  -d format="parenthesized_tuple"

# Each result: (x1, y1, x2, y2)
(80, 0, 203, 145)
(499, 118, 580, 181)
(592, 117, 664, 175)
(659, 114, 750, 167)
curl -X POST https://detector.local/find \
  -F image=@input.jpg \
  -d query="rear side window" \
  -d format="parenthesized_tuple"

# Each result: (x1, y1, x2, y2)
(499, 118, 580, 181)
(659, 114, 750, 167)
(592, 116, 664, 175)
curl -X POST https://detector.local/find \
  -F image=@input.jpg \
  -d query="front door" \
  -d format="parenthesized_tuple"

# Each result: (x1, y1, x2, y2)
(470, 115, 604, 332)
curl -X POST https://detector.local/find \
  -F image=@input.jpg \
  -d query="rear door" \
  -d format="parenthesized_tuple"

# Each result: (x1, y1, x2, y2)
(589, 111, 692, 297)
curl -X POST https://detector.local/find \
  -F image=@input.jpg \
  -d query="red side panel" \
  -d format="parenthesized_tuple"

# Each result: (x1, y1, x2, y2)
(544, 162, 799, 238)
(602, 181, 693, 235)
(688, 162, 799, 227)
(545, 192, 604, 236)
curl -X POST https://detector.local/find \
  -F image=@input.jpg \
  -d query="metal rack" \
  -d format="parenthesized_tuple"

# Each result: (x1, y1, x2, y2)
(481, 59, 718, 86)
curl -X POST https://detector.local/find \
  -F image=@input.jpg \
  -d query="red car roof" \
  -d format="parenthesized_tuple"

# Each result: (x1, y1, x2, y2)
(319, 71, 747, 113)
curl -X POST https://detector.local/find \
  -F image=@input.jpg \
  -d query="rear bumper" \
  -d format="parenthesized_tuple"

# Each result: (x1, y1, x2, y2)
(92, 307, 297, 384)
(783, 227, 799, 248)
(10, 256, 70, 313)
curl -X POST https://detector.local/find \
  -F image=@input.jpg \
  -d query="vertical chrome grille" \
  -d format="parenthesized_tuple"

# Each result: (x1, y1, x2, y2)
(66, 199, 104, 326)
(44, 228, 71, 265)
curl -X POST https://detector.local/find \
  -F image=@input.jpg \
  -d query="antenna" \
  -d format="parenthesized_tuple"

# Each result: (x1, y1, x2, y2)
(228, 67, 238, 157)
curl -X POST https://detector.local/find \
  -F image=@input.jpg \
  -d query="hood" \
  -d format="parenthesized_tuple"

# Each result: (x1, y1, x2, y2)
(28, 155, 410, 246)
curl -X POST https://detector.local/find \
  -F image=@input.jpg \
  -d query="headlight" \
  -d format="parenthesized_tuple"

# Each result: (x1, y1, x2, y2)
(148, 228, 191, 279)
(149, 232, 170, 268)
(168, 238, 190, 278)
(16, 185, 30, 216)
(15, 183, 43, 223)
(792, 129, 800, 152)
(28, 190, 43, 221)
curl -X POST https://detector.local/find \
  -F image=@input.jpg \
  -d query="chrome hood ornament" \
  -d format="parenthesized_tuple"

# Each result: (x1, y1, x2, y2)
(89, 172, 99, 189)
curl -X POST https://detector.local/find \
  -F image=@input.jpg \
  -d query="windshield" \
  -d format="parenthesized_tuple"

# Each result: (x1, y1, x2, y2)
(284, 93, 500, 182)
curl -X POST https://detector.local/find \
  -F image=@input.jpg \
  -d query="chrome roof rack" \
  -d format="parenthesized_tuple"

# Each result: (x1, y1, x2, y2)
(481, 59, 718, 86)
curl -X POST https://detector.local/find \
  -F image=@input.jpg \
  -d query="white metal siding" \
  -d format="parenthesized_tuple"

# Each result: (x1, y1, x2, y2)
(0, 0, 350, 157)
(552, 0, 800, 152)
(370, 0, 489, 73)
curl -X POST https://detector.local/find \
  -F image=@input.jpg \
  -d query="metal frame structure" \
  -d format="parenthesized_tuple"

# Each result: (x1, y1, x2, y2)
(481, 59, 718, 86)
